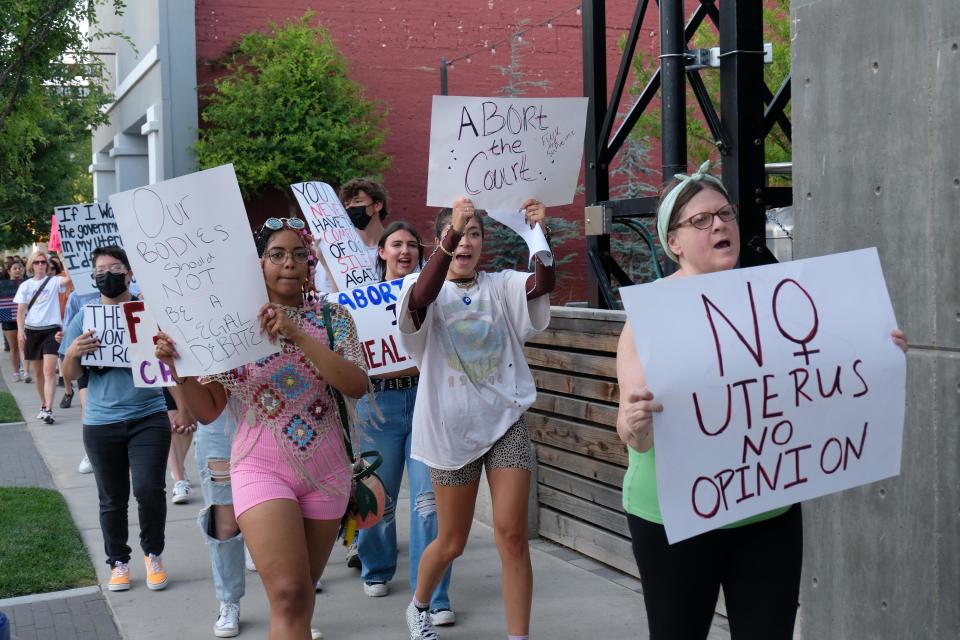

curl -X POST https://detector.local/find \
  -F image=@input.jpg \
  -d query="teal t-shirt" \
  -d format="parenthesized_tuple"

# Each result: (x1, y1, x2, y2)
(62, 312, 168, 426)
(622, 445, 790, 529)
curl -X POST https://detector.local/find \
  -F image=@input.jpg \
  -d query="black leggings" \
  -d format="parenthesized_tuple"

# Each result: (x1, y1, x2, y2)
(627, 504, 802, 640)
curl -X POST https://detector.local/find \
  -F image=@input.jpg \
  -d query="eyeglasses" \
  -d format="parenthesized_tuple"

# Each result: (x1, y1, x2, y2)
(264, 248, 311, 265)
(259, 217, 306, 233)
(91, 264, 128, 277)
(670, 204, 738, 231)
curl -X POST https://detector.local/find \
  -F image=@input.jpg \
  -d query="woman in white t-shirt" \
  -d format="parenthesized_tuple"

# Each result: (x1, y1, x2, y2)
(397, 197, 554, 640)
(14, 251, 69, 423)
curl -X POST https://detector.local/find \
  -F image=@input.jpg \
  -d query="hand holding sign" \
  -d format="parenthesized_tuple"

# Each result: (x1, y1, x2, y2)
(486, 197, 553, 266)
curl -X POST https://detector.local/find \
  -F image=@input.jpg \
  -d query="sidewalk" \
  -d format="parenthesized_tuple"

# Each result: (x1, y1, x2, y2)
(1, 355, 731, 639)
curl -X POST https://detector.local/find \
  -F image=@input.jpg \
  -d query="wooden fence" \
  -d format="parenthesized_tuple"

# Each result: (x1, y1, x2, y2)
(525, 307, 638, 577)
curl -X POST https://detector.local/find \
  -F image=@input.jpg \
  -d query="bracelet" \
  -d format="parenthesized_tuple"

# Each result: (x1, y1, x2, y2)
(437, 243, 455, 258)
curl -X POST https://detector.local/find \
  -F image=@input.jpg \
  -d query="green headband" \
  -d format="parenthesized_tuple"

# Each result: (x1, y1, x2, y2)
(656, 160, 728, 263)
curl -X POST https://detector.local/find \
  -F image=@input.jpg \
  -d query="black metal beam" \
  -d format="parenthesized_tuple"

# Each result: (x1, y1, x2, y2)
(582, 0, 613, 308)
(719, 0, 772, 268)
(598, 0, 651, 155)
(762, 75, 792, 140)
(660, 0, 687, 177)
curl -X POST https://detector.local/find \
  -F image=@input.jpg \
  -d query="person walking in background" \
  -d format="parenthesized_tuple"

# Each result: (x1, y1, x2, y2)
(60, 287, 102, 474)
(1, 261, 27, 382)
(15, 251, 69, 423)
(60, 245, 172, 592)
(397, 197, 554, 640)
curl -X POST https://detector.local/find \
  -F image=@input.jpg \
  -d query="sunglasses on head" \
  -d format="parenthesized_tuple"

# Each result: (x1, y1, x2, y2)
(259, 217, 306, 233)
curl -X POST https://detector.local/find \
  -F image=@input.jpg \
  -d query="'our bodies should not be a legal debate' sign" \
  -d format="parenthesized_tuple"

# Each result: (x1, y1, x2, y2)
(620, 248, 906, 544)
(290, 181, 377, 291)
(110, 164, 279, 377)
(334, 279, 411, 376)
(426, 96, 588, 210)
(54, 202, 124, 295)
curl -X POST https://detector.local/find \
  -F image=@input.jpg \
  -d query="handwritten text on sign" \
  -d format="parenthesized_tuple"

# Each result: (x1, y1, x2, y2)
(121, 300, 175, 388)
(82, 305, 130, 368)
(291, 181, 377, 291)
(335, 279, 410, 376)
(55, 202, 123, 296)
(426, 96, 588, 210)
(620, 248, 906, 544)
(110, 164, 278, 376)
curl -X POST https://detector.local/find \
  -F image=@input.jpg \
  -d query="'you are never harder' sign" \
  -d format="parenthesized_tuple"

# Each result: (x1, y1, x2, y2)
(620, 248, 906, 543)
(290, 181, 377, 291)
(426, 96, 588, 210)
(110, 164, 279, 377)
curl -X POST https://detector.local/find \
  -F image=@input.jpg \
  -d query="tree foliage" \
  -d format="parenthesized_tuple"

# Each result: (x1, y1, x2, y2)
(195, 14, 389, 202)
(0, 0, 122, 248)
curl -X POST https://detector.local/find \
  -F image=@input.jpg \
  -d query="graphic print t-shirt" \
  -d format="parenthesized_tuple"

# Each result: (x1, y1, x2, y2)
(397, 270, 550, 469)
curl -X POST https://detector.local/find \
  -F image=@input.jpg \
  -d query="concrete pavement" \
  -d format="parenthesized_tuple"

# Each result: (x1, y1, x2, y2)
(1, 354, 731, 639)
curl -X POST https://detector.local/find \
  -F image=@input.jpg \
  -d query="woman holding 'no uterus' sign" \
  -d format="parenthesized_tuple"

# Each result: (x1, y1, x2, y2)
(615, 162, 908, 640)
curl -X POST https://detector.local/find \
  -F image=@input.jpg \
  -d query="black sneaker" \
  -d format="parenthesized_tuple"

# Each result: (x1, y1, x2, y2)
(42, 409, 55, 425)
(59, 393, 73, 409)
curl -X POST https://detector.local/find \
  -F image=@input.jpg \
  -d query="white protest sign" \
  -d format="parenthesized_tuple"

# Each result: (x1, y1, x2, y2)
(486, 209, 553, 266)
(334, 279, 412, 376)
(54, 202, 124, 295)
(81, 305, 131, 368)
(426, 96, 588, 210)
(290, 181, 377, 291)
(110, 164, 278, 377)
(619, 248, 905, 544)
(120, 300, 175, 388)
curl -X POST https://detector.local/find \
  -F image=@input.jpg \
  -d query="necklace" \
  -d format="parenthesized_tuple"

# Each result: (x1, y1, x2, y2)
(451, 274, 478, 305)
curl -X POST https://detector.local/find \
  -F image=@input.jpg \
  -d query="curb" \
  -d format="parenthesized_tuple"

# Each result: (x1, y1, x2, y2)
(0, 585, 101, 608)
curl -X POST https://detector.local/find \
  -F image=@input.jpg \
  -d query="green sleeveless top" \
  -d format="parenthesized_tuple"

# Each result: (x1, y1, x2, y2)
(622, 445, 790, 528)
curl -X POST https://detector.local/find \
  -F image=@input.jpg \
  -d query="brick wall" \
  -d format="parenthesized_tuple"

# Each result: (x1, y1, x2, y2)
(195, 0, 660, 303)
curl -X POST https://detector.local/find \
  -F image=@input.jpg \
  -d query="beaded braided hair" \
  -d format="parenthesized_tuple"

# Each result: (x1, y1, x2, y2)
(254, 217, 319, 305)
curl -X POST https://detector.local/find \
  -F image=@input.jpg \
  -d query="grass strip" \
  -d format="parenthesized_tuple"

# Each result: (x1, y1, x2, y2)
(0, 487, 96, 598)
(0, 390, 23, 423)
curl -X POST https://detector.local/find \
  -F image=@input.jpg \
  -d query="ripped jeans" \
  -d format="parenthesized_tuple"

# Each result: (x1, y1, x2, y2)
(357, 386, 452, 609)
(194, 414, 245, 605)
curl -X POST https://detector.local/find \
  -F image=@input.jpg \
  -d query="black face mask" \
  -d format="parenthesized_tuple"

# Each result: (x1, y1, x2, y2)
(346, 205, 372, 230)
(95, 272, 128, 298)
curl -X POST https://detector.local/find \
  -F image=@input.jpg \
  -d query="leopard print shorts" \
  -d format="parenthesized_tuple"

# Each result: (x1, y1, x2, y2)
(429, 416, 534, 487)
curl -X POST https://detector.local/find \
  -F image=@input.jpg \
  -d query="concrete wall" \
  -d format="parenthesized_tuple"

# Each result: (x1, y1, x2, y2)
(90, 0, 198, 196)
(791, 1, 959, 637)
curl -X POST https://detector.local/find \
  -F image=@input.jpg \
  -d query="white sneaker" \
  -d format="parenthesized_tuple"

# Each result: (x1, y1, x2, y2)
(364, 581, 388, 597)
(345, 542, 360, 569)
(78, 455, 93, 474)
(244, 546, 257, 572)
(315, 579, 323, 593)
(172, 480, 191, 504)
(214, 601, 240, 638)
(430, 609, 456, 626)
(310, 629, 323, 640)
(36, 408, 47, 420)
(405, 602, 438, 640)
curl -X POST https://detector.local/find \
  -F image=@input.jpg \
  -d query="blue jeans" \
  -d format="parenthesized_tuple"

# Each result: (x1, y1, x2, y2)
(195, 414, 245, 604)
(356, 386, 452, 610)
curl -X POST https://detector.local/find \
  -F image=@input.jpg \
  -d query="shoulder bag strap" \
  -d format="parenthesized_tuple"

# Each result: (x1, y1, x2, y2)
(26, 276, 54, 313)
(322, 301, 355, 461)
